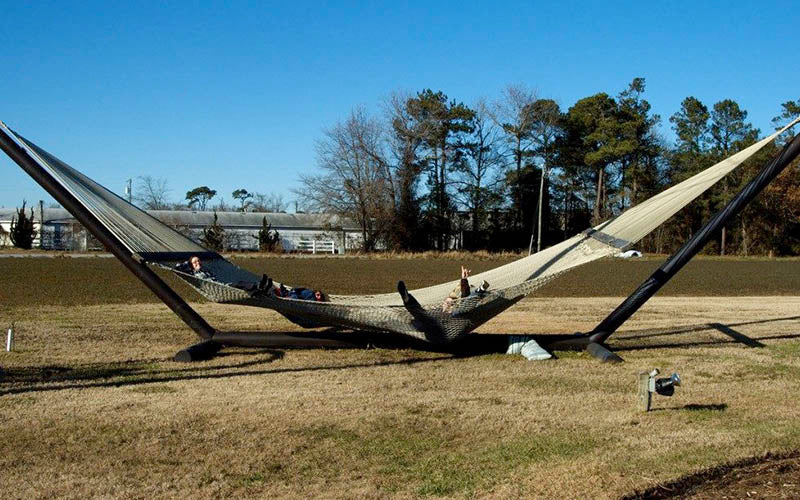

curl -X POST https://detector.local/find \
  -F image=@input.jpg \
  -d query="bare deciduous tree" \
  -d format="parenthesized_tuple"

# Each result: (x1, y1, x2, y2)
(492, 84, 539, 231)
(452, 100, 505, 247)
(135, 176, 171, 210)
(251, 192, 289, 212)
(295, 107, 392, 251)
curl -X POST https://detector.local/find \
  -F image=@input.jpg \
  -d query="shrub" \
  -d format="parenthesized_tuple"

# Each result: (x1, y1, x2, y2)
(10, 201, 37, 249)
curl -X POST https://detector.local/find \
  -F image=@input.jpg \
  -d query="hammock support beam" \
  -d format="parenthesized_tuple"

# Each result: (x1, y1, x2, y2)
(0, 125, 218, 344)
(583, 131, 800, 360)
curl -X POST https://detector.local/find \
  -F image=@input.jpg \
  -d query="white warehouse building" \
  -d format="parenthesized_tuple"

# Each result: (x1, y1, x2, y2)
(0, 207, 363, 253)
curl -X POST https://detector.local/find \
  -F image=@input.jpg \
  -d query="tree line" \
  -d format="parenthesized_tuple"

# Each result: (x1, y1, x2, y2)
(7, 78, 798, 256)
(133, 180, 291, 214)
(296, 79, 800, 255)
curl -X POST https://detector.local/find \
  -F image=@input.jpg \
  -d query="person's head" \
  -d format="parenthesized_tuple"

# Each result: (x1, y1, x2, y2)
(314, 290, 325, 302)
(190, 256, 201, 271)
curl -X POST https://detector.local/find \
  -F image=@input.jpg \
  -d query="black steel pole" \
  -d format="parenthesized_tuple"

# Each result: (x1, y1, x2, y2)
(589, 132, 800, 344)
(0, 127, 217, 340)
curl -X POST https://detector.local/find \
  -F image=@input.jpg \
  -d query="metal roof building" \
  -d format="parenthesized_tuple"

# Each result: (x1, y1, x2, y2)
(0, 207, 362, 253)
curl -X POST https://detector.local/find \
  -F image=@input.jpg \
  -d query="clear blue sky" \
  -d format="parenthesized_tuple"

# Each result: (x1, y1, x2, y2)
(1, 1, 798, 209)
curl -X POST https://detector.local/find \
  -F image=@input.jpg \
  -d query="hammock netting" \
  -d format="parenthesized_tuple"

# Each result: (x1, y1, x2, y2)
(2, 118, 798, 343)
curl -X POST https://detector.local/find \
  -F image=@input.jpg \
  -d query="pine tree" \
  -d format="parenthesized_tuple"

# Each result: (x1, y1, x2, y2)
(10, 201, 37, 250)
(200, 212, 225, 251)
(253, 217, 281, 252)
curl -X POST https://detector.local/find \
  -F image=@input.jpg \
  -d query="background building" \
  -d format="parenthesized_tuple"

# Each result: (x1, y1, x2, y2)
(0, 207, 362, 253)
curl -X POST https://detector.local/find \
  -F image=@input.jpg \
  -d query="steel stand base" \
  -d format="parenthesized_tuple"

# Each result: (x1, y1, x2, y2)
(586, 342, 624, 363)
(174, 340, 224, 362)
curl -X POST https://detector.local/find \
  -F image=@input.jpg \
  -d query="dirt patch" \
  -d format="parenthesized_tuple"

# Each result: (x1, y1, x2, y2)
(623, 451, 800, 499)
(2, 255, 800, 308)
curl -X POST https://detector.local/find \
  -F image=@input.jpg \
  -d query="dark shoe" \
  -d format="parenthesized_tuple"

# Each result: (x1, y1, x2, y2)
(397, 281, 410, 305)
(259, 274, 269, 290)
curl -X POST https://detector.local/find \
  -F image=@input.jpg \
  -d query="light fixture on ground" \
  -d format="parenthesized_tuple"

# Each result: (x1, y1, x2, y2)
(655, 372, 681, 396)
(638, 368, 682, 411)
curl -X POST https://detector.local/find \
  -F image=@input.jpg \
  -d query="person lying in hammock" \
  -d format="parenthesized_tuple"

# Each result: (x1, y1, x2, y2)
(176, 257, 274, 295)
(397, 265, 489, 314)
(279, 285, 327, 302)
(262, 277, 327, 302)
(175, 255, 217, 281)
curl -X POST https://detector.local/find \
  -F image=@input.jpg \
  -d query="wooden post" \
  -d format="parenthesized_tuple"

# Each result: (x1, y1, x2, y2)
(638, 371, 652, 412)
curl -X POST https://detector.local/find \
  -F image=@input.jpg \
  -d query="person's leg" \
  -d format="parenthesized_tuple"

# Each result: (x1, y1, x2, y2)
(397, 281, 422, 308)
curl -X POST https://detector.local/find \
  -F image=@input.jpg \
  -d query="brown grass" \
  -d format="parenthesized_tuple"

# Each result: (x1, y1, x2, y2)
(2, 290, 800, 498)
(0, 297, 800, 498)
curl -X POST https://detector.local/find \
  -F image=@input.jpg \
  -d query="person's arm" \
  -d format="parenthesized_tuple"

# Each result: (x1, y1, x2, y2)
(460, 266, 470, 297)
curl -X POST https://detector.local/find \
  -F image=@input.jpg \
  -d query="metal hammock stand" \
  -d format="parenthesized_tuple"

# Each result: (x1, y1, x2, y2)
(1, 119, 798, 362)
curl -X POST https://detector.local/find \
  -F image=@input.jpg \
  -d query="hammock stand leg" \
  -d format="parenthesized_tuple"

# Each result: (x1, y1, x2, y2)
(538, 334, 623, 363)
(0, 127, 221, 360)
(583, 132, 800, 362)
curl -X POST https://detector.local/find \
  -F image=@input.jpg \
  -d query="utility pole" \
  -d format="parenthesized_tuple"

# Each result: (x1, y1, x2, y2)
(528, 164, 548, 255)
(536, 164, 547, 253)
(39, 199, 44, 249)
(125, 178, 132, 203)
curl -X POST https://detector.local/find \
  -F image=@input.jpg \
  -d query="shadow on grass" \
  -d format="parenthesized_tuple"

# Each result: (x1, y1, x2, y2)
(681, 403, 727, 412)
(3, 315, 798, 396)
(648, 403, 728, 414)
(1, 352, 286, 385)
(609, 315, 800, 352)
(0, 349, 453, 396)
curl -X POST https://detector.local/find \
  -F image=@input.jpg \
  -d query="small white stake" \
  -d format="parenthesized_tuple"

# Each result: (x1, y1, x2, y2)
(6, 322, 14, 352)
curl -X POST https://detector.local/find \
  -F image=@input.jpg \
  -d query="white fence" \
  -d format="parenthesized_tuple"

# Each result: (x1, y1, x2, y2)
(295, 240, 336, 254)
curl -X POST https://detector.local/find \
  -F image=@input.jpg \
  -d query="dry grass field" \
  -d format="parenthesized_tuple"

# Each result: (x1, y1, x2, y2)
(1, 255, 800, 498)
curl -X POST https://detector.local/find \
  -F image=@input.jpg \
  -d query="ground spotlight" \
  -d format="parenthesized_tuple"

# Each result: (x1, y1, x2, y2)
(638, 369, 683, 411)
(655, 372, 681, 396)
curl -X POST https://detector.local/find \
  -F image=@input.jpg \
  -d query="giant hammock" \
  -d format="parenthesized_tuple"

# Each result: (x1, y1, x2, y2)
(1, 119, 798, 344)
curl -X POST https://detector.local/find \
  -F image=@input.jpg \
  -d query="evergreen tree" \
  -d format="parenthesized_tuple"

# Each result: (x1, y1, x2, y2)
(709, 99, 758, 254)
(232, 188, 253, 212)
(200, 212, 225, 251)
(562, 93, 633, 224)
(10, 201, 37, 250)
(387, 92, 426, 251)
(667, 96, 714, 251)
(405, 89, 475, 249)
(253, 216, 281, 252)
(615, 78, 663, 209)
(186, 186, 217, 211)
